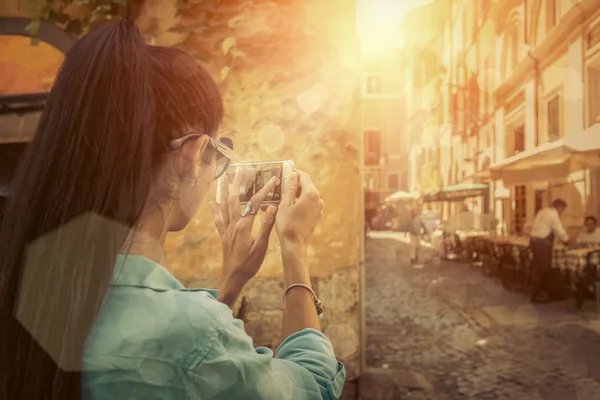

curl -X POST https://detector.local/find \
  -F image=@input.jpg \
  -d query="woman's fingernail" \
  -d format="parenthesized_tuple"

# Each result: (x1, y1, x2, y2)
(267, 205, 277, 215)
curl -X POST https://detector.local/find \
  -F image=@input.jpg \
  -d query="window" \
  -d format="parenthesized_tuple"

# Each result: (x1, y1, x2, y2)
(365, 76, 382, 94)
(364, 130, 382, 165)
(514, 125, 525, 153)
(514, 185, 527, 234)
(546, 0, 556, 32)
(588, 65, 600, 126)
(367, 176, 375, 190)
(388, 174, 399, 189)
(547, 95, 560, 140)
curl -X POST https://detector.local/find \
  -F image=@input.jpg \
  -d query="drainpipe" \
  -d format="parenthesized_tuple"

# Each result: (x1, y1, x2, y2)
(524, 0, 541, 146)
(449, 0, 455, 189)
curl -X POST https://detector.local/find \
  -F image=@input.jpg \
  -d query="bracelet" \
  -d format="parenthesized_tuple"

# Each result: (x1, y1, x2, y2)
(283, 283, 323, 318)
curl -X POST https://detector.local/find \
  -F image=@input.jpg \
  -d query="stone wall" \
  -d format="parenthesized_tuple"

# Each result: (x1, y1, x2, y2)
(0, 0, 364, 386)
(138, 0, 363, 383)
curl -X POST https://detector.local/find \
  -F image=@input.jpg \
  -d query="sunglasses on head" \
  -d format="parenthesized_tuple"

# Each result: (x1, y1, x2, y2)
(168, 130, 234, 180)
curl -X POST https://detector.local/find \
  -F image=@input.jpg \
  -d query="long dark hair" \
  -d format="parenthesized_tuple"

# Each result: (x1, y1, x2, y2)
(0, 19, 222, 399)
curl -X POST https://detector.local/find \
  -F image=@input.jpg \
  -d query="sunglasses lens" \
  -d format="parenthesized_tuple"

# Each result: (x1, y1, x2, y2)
(220, 137, 233, 150)
(213, 137, 232, 180)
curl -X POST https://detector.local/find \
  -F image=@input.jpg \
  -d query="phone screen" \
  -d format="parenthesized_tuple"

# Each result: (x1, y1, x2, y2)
(226, 162, 283, 203)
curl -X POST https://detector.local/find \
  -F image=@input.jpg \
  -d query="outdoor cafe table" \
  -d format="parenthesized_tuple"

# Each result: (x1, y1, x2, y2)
(556, 244, 600, 312)
(457, 231, 490, 239)
(488, 236, 530, 248)
(457, 231, 490, 263)
(487, 238, 598, 271)
(485, 238, 600, 310)
(552, 243, 600, 276)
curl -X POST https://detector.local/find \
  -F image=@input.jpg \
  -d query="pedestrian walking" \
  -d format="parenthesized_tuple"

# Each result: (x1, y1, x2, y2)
(409, 208, 429, 264)
(529, 198, 571, 303)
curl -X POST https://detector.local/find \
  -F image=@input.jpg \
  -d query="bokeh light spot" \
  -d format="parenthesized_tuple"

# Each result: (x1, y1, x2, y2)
(119, 308, 157, 341)
(324, 323, 359, 359)
(138, 359, 174, 385)
(258, 124, 285, 152)
(297, 90, 322, 114)
(312, 83, 330, 100)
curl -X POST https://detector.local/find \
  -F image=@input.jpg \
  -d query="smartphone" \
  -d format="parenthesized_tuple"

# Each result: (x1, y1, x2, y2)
(215, 160, 294, 205)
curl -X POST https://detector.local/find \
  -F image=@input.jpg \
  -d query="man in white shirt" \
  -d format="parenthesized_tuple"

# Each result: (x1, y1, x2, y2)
(577, 216, 600, 244)
(529, 199, 571, 302)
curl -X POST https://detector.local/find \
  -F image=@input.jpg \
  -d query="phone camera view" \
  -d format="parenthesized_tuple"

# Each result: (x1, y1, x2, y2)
(226, 163, 283, 203)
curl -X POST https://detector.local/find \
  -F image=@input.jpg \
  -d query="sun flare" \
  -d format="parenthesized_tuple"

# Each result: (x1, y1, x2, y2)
(357, 0, 435, 53)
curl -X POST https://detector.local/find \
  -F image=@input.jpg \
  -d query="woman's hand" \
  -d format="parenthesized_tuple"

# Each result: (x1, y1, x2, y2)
(276, 170, 324, 258)
(210, 169, 279, 307)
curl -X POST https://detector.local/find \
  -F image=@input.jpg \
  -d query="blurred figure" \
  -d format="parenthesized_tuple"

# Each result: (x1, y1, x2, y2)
(409, 208, 429, 264)
(365, 207, 374, 232)
(529, 199, 570, 303)
(577, 216, 600, 244)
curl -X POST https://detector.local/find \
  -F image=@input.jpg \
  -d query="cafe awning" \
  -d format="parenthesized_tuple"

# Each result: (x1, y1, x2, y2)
(490, 125, 600, 185)
(422, 183, 489, 202)
(384, 191, 419, 202)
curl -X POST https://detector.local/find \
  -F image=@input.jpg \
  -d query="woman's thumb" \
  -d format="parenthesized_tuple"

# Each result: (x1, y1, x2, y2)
(281, 172, 298, 208)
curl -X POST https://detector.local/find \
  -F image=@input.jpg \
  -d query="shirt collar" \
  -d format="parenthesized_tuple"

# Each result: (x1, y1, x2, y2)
(111, 254, 219, 298)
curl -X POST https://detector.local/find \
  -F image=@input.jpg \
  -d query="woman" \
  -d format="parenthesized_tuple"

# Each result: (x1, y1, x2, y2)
(0, 19, 345, 399)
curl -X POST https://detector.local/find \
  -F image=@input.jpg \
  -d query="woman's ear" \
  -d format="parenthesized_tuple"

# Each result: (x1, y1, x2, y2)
(176, 135, 209, 181)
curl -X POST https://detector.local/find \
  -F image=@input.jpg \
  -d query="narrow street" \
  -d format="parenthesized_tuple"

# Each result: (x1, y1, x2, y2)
(364, 232, 600, 400)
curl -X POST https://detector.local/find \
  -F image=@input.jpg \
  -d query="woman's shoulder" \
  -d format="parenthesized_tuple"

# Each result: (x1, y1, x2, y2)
(85, 286, 231, 370)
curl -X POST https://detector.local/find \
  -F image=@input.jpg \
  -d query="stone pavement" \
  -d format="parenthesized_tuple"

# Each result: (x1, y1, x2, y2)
(362, 232, 600, 400)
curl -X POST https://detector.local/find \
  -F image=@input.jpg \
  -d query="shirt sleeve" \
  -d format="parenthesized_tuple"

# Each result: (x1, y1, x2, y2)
(185, 314, 346, 400)
(550, 212, 570, 242)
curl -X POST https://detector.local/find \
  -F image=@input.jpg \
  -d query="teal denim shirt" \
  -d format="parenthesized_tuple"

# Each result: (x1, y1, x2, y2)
(83, 255, 346, 399)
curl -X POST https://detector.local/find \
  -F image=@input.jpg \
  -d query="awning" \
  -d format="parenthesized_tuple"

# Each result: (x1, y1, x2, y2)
(422, 183, 489, 202)
(490, 125, 600, 185)
(384, 191, 419, 202)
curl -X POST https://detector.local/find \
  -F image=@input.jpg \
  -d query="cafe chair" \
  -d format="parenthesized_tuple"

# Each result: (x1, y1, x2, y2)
(442, 232, 456, 260)
(490, 242, 504, 284)
(453, 233, 471, 262)
(576, 250, 600, 311)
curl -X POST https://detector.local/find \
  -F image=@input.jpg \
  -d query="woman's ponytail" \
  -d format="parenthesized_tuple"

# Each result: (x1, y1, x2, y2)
(0, 19, 162, 400)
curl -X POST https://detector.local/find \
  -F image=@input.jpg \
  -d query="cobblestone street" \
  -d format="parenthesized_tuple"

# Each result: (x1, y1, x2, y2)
(364, 232, 600, 400)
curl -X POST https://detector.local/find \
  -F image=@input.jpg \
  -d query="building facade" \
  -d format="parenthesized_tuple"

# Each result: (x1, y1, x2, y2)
(361, 50, 408, 206)
(401, 1, 451, 215)
(410, 0, 600, 235)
